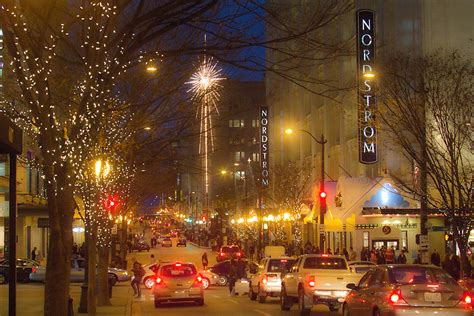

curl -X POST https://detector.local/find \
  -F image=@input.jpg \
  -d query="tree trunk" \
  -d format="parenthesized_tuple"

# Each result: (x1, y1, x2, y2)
(88, 226, 98, 315)
(44, 170, 74, 316)
(97, 244, 111, 306)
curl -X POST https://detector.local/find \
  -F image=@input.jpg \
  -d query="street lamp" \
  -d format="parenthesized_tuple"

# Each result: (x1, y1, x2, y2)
(220, 169, 228, 175)
(285, 128, 327, 251)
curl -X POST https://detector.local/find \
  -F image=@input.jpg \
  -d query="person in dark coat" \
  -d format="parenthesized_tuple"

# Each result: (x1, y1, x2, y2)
(451, 255, 461, 280)
(31, 247, 37, 261)
(397, 250, 407, 264)
(431, 249, 441, 266)
(228, 259, 238, 296)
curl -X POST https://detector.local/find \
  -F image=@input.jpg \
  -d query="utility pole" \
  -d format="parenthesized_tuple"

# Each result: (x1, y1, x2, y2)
(318, 134, 327, 251)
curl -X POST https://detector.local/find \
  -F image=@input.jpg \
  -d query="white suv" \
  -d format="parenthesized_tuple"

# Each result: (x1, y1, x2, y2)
(280, 254, 360, 314)
(249, 257, 297, 303)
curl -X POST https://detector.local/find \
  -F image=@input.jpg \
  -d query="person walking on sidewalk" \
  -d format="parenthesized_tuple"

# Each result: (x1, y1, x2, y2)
(131, 261, 145, 298)
(202, 252, 209, 270)
(228, 258, 238, 296)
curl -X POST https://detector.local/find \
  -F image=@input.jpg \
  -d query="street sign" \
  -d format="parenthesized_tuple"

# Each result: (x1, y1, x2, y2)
(319, 224, 325, 232)
(419, 234, 429, 249)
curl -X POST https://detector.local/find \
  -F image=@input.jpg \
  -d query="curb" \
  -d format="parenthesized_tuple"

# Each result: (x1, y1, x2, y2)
(189, 241, 212, 250)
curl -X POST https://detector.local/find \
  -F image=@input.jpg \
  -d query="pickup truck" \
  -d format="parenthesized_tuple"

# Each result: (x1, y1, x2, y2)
(280, 254, 360, 314)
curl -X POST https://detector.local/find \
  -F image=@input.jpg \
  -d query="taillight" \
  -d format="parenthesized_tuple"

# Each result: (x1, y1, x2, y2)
(197, 274, 203, 282)
(156, 277, 162, 285)
(32, 266, 37, 273)
(262, 274, 268, 284)
(462, 292, 472, 305)
(193, 274, 203, 287)
(220, 252, 225, 256)
(308, 276, 315, 287)
(236, 252, 241, 257)
(389, 289, 408, 305)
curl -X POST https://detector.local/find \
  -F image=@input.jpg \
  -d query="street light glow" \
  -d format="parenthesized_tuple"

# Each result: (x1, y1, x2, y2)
(285, 128, 294, 135)
(363, 72, 375, 78)
(220, 170, 227, 175)
(144, 126, 151, 130)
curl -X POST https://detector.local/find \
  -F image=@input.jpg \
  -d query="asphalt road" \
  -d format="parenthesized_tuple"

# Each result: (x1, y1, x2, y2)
(130, 237, 340, 315)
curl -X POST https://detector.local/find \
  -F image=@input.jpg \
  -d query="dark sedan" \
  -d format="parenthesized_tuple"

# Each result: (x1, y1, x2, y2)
(209, 259, 258, 286)
(131, 242, 150, 252)
(0, 258, 39, 283)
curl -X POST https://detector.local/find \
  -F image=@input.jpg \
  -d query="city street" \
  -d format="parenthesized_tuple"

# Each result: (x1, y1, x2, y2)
(1, 237, 339, 316)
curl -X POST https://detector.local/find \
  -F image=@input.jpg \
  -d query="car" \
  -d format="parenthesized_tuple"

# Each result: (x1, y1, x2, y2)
(209, 259, 258, 286)
(343, 264, 473, 316)
(153, 262, 204, 307)
(29, 257, 130, 284)
(176, 238, 187, 247)
(216, 245, 245, 262)
(348, 261, 377, 274)
(0, 258, 40, 283)
(199, 269, 221, 290)
(249, 257, 297, 303)
(280, 254, 360, 314)
(132, 242, 150, 252)
(161, 238, 173, 247)
(142, 263, 161, 289)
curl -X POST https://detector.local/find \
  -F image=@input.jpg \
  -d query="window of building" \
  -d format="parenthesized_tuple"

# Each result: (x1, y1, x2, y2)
(401, 231, 408, 250)
(235, 171, 245, 181)
(252, 153, 260, 162)
(252, 138, 258, 145)
(363, 231, 370, 248)
(252, 120, 260, 127)
(234, 151, 245, 162)
(230, 119, 245, 128)
(229, 120, 233, 127)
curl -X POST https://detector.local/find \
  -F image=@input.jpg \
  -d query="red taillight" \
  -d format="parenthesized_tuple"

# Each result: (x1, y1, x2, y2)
(236, 252, 241, 257)
(308, 276, 315, 287)
(32, 266, 37, 273)
(262, 275, 268, 284)
(193, 274, 203, 287)
(463, 292, 472, 304)
(197, 274, 203, 283)
(156, 277, 162, 285)
(322, 254, 329, 257)
(220, 252, 224, 256)
(175, 263, 182, 267)
(389, 289, 407, 305)
(427, 284, 439, 288)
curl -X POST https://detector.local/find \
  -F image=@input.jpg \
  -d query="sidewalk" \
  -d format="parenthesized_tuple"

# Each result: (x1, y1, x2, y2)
(74, 284, 133, 316)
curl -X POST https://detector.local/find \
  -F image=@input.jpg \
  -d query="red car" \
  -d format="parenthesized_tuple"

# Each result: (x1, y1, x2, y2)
(216, 245, 245, 262)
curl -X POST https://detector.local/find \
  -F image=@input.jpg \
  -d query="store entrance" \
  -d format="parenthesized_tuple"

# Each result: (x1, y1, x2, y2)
(372, 239, 399, 250)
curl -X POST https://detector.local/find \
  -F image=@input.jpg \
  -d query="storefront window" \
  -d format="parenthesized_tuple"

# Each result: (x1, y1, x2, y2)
(401, 230, 408, 250)
(363, 231, 370, 248)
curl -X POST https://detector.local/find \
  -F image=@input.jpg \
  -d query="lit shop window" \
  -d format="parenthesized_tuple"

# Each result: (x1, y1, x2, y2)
(252, 120, 260, 127)
(401, 231, 408, 250)
(229, 119, 245, 127)
(363, 231, 370, 248)
(235, 171, 246, 180)
(251, 153, 260, 162)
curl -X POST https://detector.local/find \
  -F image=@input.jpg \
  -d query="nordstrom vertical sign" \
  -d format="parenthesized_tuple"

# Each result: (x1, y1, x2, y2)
(260, 106, 269, 188)
(356, 10, 377, 164)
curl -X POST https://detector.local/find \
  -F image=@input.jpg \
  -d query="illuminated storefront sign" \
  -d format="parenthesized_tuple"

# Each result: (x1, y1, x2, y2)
(260, 106, 269, 187)
(356, 10, 377, 164)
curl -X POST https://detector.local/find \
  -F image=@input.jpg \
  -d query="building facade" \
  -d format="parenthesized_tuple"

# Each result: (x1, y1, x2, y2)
(267, 0, 474, 259)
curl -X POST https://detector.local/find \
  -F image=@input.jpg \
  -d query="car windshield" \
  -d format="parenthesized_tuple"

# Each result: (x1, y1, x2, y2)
(161, 264, 197, 277)
(163, 238, 171, 241)
(303, 257, 348, 269)
(268, 259, 297, 272)
(389, 266, 457, 285)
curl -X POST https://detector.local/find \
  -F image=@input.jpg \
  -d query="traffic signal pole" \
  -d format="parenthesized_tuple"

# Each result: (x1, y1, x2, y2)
(319, 134, 327, 251)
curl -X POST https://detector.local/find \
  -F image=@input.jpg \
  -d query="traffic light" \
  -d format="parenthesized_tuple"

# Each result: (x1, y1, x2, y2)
(320, 191, 327, 199)
(444, 233, 453, 241)
(104, 195, 119, 214)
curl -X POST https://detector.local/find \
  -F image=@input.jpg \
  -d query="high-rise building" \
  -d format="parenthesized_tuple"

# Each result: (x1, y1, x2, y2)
(267, 0, 473, 258)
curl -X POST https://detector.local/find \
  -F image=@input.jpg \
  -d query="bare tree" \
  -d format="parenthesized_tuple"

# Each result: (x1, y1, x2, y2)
(379, 51, 473, 276)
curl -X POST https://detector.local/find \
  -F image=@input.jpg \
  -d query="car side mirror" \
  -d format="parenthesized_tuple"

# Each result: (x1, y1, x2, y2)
(346, 283, 357, 290)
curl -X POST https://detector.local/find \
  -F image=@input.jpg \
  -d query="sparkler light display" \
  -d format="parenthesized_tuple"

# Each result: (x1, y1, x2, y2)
(186, 55, 225, 207)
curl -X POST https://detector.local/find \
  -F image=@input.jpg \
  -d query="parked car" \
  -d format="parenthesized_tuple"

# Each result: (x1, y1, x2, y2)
(280, 254, 360, 314)
(348, 261, 376, 274)
(143, 263, 160, 289)
(216, 245, 245, 262)
(131, 242, 150, 252)
(209, 259, 258, 286)
(153, 262, 204, 307)
(249, 257, 297, 303)
(29, 257, 130, 284)
(176, 238, 187, 247)
(0, 259, 39, 284)
(161, 238, 173, 248)
(343, 264, 473, 316)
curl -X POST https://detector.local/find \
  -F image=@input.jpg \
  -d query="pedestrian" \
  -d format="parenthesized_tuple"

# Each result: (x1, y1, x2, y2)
(360, 247, 368, 261)
(304, 241, 313, 254)
(313, 246, 320, 254)
(385, 247, 395, 264)
(249, 244, 255, 261)
(397, 250, 407, 264)
(131, 261, 145, 298)
(342, 248, 349, 260)
(228, 258, 238, 296)
(202, 252, 209, 270)
(326, 248, 332, 255)
(31, 247, 37, 261)
(370, 249, 377, 264)
(451, 255, 461, 280)
(430, 249, 441, 266)
(72, 242, 78, 255)
(349, 247, 357, 261)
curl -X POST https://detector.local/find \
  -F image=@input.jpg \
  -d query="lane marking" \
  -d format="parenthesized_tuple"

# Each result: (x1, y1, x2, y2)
(253, 310, 271, 316)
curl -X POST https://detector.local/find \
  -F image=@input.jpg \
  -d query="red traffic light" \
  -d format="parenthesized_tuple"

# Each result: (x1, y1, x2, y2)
(320, 191, 327, 199)
(104, 195, 119, 213)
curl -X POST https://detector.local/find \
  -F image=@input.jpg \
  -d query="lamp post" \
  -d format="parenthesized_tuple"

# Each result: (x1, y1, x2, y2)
(78, 158, 111, 313)
(285, 128, 327, 250)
